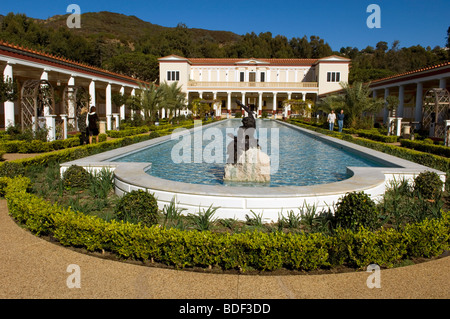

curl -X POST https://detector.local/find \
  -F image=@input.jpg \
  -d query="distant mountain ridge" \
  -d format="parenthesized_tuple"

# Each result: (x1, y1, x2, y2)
(35, 11, 242, 45)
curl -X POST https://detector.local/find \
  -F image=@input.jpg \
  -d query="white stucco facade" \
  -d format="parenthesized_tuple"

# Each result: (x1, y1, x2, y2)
(158, 55, 351, 118)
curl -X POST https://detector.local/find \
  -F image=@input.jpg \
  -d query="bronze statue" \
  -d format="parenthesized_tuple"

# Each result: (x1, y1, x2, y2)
(227, 100, 259, 164)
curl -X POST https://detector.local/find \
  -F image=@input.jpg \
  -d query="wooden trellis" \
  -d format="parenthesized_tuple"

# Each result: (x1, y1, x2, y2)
(422, 88, 450, 138)
(20, 79, 55, 131)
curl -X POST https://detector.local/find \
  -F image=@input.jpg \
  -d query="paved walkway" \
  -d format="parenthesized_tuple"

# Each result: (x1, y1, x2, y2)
(0, 199, 449, 299)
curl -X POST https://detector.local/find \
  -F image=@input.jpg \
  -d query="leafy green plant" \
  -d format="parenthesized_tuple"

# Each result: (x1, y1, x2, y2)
(88, 168, 115, 199)
(0, 161, 25, 177)
(245, 210, 264, 228)
(62, 165, 90, 190)
(299, 202, 320, 232)
(413, 171, 443, 200)
(162, 197, 187, 229)
(280, 209, 302, 229)
(114, 190, 159, 227)
(189, 205, 218, 231)
(335, 191, 379, 231)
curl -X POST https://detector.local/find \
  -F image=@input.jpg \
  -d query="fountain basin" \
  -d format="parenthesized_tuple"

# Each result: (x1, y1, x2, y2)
(60, 120, 445, 221)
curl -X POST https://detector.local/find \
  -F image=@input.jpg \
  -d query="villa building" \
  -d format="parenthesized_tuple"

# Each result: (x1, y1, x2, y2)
(158, 54, 351, 118)
(0, 40, 147, 135)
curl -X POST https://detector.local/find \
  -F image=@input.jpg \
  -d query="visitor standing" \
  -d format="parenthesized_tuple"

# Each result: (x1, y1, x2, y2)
(86, 106, 99, 144)
(327, 110, 336, 131)
(337, 109, 345, 132)
(77, 106, 88, 145)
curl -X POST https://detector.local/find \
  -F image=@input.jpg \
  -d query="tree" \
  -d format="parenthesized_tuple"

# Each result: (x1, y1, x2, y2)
(189, 98, 212, 118)
(321, 82, 384, 129)
(138, 82, 163, 122)
(159, 81, 186, 120)
(446, 26, 450, 48)
(385, 95, 400, 116)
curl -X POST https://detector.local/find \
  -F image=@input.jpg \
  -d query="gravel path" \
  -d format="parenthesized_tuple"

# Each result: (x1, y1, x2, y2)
(0, 199, 449, 299)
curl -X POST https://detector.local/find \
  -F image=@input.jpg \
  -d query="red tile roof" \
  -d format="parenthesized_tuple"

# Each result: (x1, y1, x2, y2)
(186, 57, 318, 65)
(0, 40, 148, 85)
(370, 61, 450, 85)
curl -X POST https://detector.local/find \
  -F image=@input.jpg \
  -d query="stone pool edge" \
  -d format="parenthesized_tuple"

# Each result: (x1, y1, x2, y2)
(60, 119, 446, 221)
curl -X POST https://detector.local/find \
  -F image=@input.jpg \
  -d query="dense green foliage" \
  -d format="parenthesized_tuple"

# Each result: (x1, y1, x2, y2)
(4, 176, 449, 271)
(63, 165, 91, 190)
(335, 192, 379, 231)
(115, 190, 159, 227)
(1, 12, 448, 84)
(413, 171, 444, 200)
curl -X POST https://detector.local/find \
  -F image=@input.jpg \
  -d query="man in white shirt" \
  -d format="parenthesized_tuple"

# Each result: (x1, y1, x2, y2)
(327, 110, 336, 131)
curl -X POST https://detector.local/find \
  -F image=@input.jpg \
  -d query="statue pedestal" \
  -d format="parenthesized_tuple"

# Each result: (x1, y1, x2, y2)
(224, 148, 270, 183)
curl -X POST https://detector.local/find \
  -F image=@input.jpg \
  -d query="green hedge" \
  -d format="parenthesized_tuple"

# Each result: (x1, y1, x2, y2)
(4, 177, 449, 272)
(0, 132, 167, 176)
(356, 131, 398, 143)
(286, 120, 450, 176)
(106, 126, 150, 138)
(0, 137, 81, 153)
(400, 139, 450, 158)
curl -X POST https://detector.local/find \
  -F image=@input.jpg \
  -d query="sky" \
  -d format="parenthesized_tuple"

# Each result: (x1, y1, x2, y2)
(1, 0, 449, 52)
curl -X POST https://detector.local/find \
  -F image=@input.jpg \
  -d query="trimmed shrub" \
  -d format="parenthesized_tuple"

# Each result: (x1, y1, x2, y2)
(4, 177, 450, 272)
(115, 190, 159, 227)
(400, 139, 450, 158)
(0, 161, 25, 177)
(335, 191, 379, 231)
(413, 171, 443, 200)
(63, 165, 90, 190)
(149, 131, 160, 139)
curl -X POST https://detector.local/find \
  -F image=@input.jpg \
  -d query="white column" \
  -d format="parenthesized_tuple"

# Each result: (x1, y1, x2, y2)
(89, 80, 96, 107)
(68, 76, 76, 126)
(242, 92, 247, 116)
(45, 115, 57, 141)
(258, 92, 263, 118)
(398, 85, 405, 117)
(440, 78, 447, 89)
(227, 92, 231, 118)
(40, 70, 51, 116)
(273, 92, 277, 119)
(61, 114, 68, 140)
(3, 63, 15, 127)
(130, 88, 136, 118)
(285, 93, 292, 118)
(383, 87, 389, 124)
(119, 86, 125, 123)
(415, 82, 423, 125)
(106, 83, 112, 130)
(213, 92, 217, 117)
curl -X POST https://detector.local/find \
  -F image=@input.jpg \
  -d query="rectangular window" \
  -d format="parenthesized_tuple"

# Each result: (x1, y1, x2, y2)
(326, 72, 341, 83)
(260, 72, 265, 82)
(240, 72, 245, 82)
(167, 71, 180, 81)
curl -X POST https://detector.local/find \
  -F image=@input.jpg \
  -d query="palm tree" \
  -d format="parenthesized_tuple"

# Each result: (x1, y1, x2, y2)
(319, 81, 384, 129)
(159, 81, 187, 120)
(139, 82, 162, 122)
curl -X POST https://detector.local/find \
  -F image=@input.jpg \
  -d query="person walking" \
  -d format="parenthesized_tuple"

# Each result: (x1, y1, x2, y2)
(327, 110, 336, 131)
(337, 109, 345, 133)
(86, 106, 99, 144)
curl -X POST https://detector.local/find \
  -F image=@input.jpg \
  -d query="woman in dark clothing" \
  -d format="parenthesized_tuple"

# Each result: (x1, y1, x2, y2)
(86, 106, 99, 144)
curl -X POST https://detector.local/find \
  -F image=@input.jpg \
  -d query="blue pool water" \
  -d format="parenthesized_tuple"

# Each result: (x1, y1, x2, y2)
(112, 119, 394, 187)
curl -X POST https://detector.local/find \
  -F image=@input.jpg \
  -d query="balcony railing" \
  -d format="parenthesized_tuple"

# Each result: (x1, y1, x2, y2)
(187, 81, 318, 89)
